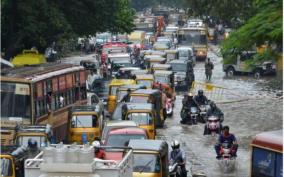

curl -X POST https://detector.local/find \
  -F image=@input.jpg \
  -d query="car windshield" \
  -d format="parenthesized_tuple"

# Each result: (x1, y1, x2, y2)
(154, 75, 169, 84)
(130, 96, 149, 103)
(17, 136, 46, 147)
(127, 113, 152, 125)
(106, 134, 146, 146)
(133, 153, 161, 173)
(171, 63, 187, 72)
(1, 157, 13, 176)
(71, 115, 97, 128)
(136, 80, 153, 88)
(1, 82, 31, 120)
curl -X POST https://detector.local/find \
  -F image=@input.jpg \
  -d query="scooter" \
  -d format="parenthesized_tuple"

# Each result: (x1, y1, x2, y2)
(204, 115, 221, 136)
(198, 104, 211, 123)
(169, 162, 182, 177)
(166, 98, 174, 116)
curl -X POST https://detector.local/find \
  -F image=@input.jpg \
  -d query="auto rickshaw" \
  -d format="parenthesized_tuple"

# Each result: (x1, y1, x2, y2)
(0, 153, 16, 177)
(142, 50, 166, 58)
(165, 49, 178, 62)
(144, 56, 167, 70)
(69, 105, 103, 144)
(135, 74, 154, 89)
(151, 64, 172, 73)
(128, 139, 169, 177)
(116, 84, 147, 102)
(108, 79, 136, 113)
(15, 125, 50, 147)
(122, 103, 156, 139)
(129, 89, 164, 127)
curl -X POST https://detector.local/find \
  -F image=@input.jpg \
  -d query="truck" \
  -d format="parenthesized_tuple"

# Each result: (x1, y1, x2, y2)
(24, 144, 133, 177)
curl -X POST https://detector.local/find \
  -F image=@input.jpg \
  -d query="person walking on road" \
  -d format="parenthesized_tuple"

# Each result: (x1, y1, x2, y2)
(205, 58, 214, 81)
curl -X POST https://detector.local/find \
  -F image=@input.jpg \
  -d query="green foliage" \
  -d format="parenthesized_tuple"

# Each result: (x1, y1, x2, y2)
(221, 0, 282, 64)
(1, 0, 135, 59)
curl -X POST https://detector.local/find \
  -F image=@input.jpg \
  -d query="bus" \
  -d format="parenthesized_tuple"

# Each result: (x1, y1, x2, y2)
(250, 130, 282, 177)
(1, 63, 88, 144)
(178, 26, 208, 60)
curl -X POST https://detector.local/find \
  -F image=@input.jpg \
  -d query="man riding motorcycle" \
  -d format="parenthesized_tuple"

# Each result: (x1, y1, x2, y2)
(204, 101, 224, 135)
(180, 93, 199, 124)
(193, 89, 209, 106)
(215, 126, 238, 159)
(170, 140, 187, 177)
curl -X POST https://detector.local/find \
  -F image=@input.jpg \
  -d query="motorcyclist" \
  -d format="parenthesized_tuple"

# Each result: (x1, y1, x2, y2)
(170, 140, 187, 177)
(92, 141, 105, 159)
(203, 101, 224, 135)
(215, 126, 238, 159)
(193, 90, 209, 106)
(180, 93, 199, 124)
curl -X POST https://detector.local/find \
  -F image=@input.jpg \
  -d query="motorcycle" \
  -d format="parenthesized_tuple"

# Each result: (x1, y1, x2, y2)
(204, 115, 221, 136)
(198, 104, 211, 123)
(169, 162, 182, 177)
(190, 107, 198, 124)
(217, 143, 237, 173)
(166, 98, 174, 116)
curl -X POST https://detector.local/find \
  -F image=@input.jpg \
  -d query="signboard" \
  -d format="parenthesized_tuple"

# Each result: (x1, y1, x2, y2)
(66, 74, 73, 89)
(35, 82, 42, 97)
(80, 71, 86, 85)
(59, 75, 66, 90)
(52, 78, 58, 92)
(252, 147, 275, 177)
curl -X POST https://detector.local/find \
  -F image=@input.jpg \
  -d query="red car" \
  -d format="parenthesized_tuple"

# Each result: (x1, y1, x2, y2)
(104, 127, 148, 160)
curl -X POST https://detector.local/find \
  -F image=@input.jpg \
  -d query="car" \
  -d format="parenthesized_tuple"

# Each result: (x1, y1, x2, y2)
(177, 46, 196, 65)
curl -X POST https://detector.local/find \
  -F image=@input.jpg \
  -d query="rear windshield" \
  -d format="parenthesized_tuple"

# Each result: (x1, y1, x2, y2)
(106, 134, 146, 146)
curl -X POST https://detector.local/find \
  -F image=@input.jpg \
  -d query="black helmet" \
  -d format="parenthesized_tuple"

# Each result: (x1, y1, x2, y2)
(222, 126, 229, 131)
(198, 90, 204, 96)
(210, 101, 216, 109)
(127, 88, 131, 92)
(28, 138, 38, 149)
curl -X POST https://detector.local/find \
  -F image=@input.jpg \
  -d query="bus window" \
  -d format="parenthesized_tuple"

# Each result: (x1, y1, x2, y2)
(1, 82, 31, 120)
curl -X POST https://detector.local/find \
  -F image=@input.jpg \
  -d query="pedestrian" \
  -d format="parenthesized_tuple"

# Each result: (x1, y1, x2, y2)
(161, 90, 167, 120)
(205, 58, 214, 81)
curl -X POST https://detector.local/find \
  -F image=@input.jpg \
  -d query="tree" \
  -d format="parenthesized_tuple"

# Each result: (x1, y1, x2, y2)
(221, 0, 282, 64)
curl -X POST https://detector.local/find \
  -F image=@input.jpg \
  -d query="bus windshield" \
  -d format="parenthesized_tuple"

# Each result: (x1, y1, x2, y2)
(1, 82, 31, 120)
(179, 30, 207, 46)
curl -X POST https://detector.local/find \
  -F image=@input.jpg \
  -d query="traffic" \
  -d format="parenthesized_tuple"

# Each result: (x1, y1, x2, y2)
(1, 5, 282, 177)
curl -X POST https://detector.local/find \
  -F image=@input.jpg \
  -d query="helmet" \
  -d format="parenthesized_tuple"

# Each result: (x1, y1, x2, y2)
(210, 101, 217, 109)
(198, 90, 204, 96)
(188, 92, 193, 97)
(171, 140, 180, 149)
(28, 138, 38, 149)
(92, 141, 101, 147)
(127, 88, 131, 92)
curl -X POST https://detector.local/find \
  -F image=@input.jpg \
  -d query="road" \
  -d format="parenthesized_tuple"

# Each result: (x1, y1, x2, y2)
(157, 44, 283, 177)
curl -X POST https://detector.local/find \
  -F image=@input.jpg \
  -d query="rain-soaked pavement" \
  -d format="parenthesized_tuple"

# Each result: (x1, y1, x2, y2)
(157, 44, 283, 177)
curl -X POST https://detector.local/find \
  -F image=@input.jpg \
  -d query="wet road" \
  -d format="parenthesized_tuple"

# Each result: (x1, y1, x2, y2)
(157, 44, 283, 177)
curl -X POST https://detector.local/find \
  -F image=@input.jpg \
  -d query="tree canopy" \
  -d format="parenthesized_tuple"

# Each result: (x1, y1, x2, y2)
(221, 0, 282, 64)
(1, 0, 135, 60)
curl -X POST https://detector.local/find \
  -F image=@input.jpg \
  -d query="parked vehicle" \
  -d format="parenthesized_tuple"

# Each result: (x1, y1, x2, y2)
(135, 74, 154, 89)
(151, 64, 172, 73)
(122, 103, 156, 139)
(69, 105, 103, 144)
(128, 139, 169, 177)
(223, 51, 276, 79)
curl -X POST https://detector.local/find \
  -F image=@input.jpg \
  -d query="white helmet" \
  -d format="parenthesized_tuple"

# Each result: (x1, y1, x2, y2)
(171, 140, 180, 149)
(92, 141, 101, 147)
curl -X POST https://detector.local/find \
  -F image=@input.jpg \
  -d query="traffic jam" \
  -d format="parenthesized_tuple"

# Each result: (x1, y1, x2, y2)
(1, 6, 282, 177)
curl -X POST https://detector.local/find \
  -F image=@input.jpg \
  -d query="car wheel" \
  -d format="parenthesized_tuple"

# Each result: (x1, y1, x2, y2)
(226, 67, 235, 77)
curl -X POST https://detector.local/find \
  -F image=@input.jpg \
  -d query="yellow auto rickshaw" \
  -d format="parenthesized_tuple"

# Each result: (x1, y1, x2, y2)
(128, 139, 169, 177)
(11, 49, 46, 67)
(144, 56, 167, 70)
(15, 125, 49, 147)
(0, 154, 16, 177)
(129, 89, 164, 127)
(122, 103, 156, 139)
(69, 105, 103, 144)
(108, 79, 136, 113)
(135, 74, 154, 89)
(142, 50, 166, 58)
(151, 64, 172, 74)
(164, 49, 178, 62)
